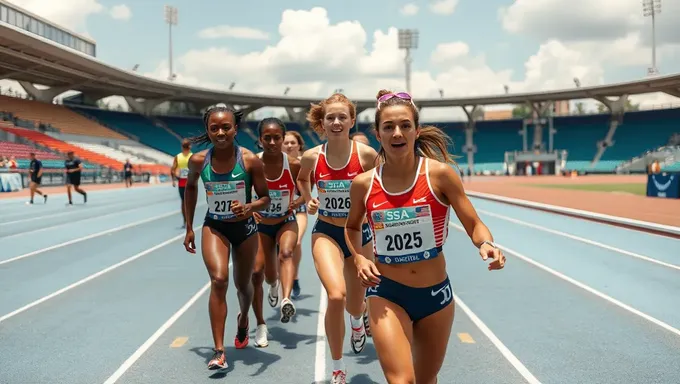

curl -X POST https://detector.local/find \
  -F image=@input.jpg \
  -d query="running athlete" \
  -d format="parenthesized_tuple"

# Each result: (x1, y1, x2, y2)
(65, 151, 87, 205)
(282, 130, 307, 299)
(171, 139, 193, 228)
(250, 118, 305, 347)
(349, 131, 370, 146)
(345, 90, 506, 384)
(123, 159, 133, 188)
(182, 104, 271, 370)
(296, 93, 378, 383)
(27, 152, 47, 204)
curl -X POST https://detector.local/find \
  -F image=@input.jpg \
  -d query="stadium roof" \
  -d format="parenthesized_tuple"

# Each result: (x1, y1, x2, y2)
(2, 21, 680, 111)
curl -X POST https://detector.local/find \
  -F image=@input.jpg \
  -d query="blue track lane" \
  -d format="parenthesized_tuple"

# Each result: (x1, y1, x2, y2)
(1, 186, 679, 384)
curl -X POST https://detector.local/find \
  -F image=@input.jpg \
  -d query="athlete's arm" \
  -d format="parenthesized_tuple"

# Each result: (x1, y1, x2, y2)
(296, 147, 318, 204)
(345, 172, 381, 285)
(246, 152, 271, 213)
(183, 152, 204, 230)
(287, 156, 305, 209)
(357, 142, 379, 172)
(170, 156, 178, 181)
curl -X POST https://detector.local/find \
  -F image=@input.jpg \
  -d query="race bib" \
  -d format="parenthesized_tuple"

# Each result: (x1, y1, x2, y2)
(371, 205, 438, 264)
(205, 181, 247, 220)
(179, 168, 189, 178)
(317, 179, 351, 218)
(255, 189, 291, 218)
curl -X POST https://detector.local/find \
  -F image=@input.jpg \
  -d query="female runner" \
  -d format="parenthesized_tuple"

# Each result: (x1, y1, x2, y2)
(251, 118, 305, 348)
(297, 93, 378, 383)
(282, 130, 307, 299)
(345, 90, 506, 384)
(183, 104, 271, 370)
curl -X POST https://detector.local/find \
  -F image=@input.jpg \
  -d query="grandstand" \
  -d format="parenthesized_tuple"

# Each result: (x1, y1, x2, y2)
(0, 5, 679, 181)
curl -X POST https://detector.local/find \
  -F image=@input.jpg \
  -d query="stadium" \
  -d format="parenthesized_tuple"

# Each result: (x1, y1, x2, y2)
(1, 1, 680, 384)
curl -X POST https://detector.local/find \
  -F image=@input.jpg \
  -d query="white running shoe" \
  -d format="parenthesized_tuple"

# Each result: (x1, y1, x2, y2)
(280, 298, 296, 323)
(254, 324, 269, 347)
(268, 280, 281, 308)
(350, 315, 367, 354)
(331, 369, 347, 384)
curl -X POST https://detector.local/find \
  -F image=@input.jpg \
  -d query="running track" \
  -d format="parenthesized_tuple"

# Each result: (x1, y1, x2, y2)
(1, 184, 679, 384)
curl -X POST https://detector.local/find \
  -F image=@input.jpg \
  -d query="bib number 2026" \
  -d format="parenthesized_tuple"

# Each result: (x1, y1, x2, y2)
(385, 231, 423, 251)
(324, 197, 351, 210)
(213, 200, 232, 213)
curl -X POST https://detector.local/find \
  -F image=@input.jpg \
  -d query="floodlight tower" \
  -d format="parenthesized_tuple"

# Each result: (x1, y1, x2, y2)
(164, 5, 178, 81)
(643, 0, 661, 76)
(398, 29, 419, 94)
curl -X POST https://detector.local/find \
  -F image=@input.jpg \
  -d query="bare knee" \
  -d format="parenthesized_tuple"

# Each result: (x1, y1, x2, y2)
(251, 270, 264, 286)
(326, 290, 346, 310)
(233, 271, 253, 293)
(210, 275, 229, 292)
(384, 373, 415, 384)
(278, 246, 294, 261)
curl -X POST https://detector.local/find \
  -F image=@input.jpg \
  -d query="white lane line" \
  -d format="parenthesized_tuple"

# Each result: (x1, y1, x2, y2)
(477, 209, 680, 272)
(0, 205, 203, 266)
(0, 198, 176, 240)
(102, 280, 213, 384)
(454, 293, 542, 384)
(313, 286, 328, 383)
(449, 221, 680, 339)
(0, 225, 201, 324)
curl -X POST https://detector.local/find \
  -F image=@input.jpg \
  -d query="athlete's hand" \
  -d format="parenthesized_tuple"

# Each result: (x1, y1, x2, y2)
(355, 256, 381, 287)
(480, 242, 505, 271)
(253, 212, 263, 222)
(231, 201, 250, 217)
(183, 229, 196, 254)
(307, 198, 320, 215)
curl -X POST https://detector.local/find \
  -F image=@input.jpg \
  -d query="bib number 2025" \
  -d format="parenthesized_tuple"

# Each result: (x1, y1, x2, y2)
(385, 231, 423, 252)
(324, 197, 351, 210)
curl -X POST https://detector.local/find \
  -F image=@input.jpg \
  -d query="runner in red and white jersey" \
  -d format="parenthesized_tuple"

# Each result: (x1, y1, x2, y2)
(251, 118, 304, 348)
(345, 89, 506, 384)
(296, 93, 379, 383)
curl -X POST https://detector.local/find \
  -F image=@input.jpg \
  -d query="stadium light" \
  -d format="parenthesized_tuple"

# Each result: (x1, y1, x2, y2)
(398, 29, 419, 94)
(164, 5, 178, 82)
(643, 0, 661, 76)
(573, 77, 581, 87)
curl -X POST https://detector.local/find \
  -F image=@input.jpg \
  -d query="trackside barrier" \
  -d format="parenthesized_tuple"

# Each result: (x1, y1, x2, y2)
(465, 190, 680, 238)
(646, 172, 680, 199)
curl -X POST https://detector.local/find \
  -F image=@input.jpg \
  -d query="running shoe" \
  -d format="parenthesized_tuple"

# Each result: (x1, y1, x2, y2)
(234, 313, 249, 349)
(349, 315, 366, 354)
(208, 349, 227, 370)
(280, 298, 296, 323)
(331, 369, 347, 384)
(254, 324, 269, 347)
(292, 279, 301, 299)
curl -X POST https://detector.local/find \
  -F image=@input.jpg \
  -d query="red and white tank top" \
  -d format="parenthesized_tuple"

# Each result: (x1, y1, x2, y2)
(365, 157, 450, 265)
(255, 153, 296, 219)
(314, 140, 364, 218)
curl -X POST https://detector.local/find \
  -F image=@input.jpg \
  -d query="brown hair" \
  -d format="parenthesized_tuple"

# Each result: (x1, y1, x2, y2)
(285, 131, 306, 151)
(306, 93, 357, 135)
(373, 89, 458, 165)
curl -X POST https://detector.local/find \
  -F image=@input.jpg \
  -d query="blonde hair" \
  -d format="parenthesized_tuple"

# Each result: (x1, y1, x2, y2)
(306, 93, 357, 135)
(285, 131, 306, 151)
(374, 89, 458, 165)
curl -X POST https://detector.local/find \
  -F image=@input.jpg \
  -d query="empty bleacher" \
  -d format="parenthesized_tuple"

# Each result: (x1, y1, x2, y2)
(0, 141, 78, 170)
(118, 144, 174, 166)
(68, 141, 147, 164)
(0, 96, 129, 140)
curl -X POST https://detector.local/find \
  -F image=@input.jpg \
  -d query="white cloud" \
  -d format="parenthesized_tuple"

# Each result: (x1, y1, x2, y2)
(5, 0, 104, 33)
(109, 4, 131, 21)
(431, 42, 470, 66)
(400, 4, 419, 16)
(429, 0, 458, 15)
(198, 26, 270, 40)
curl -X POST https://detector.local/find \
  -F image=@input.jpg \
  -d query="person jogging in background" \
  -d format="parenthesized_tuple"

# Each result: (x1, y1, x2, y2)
(65, 151, 87, 205)
(123, 159, 133, 187)
(172, 139, 193, 228)
(27, 152, 47, 205)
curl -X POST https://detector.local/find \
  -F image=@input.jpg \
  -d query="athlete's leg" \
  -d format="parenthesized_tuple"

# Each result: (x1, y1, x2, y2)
(251, 232, 275, 347)
(344, 239, 371, 318)
(231, 230, 258, 348)
(292, 211, 307, 298)
(367, 297, 416, 383)
(66, 183, 73, 204)
(412, 301, 455, 384)
(276, 220, 298, 322)
(312, 234, 347, 367)
(29, 181, 36, 202)
(179, 187, 187, 226)
(200, 225, 231, 369)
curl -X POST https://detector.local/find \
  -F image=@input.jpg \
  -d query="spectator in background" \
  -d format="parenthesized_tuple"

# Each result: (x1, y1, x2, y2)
(350, 131, 370, 146)
(0, 155, 6, 168)
(7, 155, 17, 170)
(123, 158, 133, 187)
(27, 152, 47, 204)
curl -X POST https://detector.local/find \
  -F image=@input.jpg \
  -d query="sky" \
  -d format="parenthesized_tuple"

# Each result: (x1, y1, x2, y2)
(1, 0, 680, 121)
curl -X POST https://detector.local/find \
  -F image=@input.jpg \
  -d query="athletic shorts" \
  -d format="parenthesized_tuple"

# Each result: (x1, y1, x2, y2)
(258, 214, 296, 239)
(203, 216, 258, 248)
(67, 173, 81, 187)
(30, 175, 42, 185)
(312, 219, 372, 258)
(366, 275, 453, 322)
